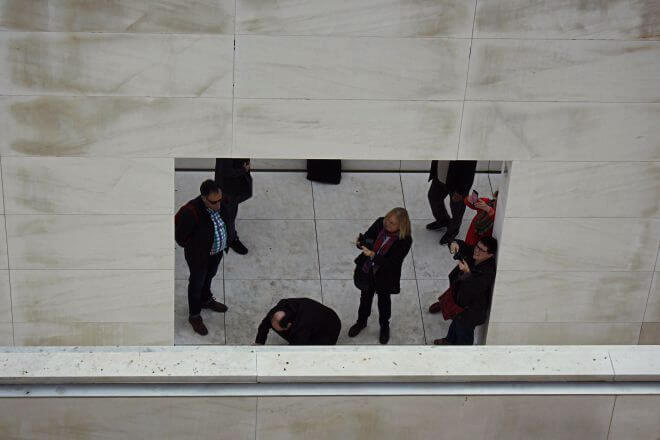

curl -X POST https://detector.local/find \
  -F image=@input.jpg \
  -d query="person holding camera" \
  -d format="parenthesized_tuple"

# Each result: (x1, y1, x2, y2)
(348, 207, 412, 344)
(428, 236, 497, 345)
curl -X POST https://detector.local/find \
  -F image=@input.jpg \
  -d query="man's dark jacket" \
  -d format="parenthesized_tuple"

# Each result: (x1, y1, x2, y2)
(175, 196, 230, 267)
(449, 239, 496, 328)
(354, 217, 412, 295)
(429, 160, 477, 196)
(255, 298, 341, 345)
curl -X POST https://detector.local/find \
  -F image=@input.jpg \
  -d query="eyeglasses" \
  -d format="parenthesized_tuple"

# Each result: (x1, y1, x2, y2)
(475, 245, 489, 253)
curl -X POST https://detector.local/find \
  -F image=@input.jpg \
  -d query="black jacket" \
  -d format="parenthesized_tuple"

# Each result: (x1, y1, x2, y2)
(449, 240, 496, 328)
(255, 298, 341, 345)
(429, 160, 477, 196)
(354, 218, 412, 295)
(215, 158, 252, 201)
(174, 196, 229, 267)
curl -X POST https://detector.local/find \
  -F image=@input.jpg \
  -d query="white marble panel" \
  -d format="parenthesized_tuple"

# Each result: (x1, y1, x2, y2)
(224, 279, 322, 345)
(234, 99, 461, 160)
(0, 0, 235, 33)
(313, 172, 404, 220)
(499, 218, 660, 272)
(175, 279, 225, 345)
(609, 396, 660, 440)
(639, 323, 660, 344)
(238, 172, 314, 219)
(0, 323, 11, 345)
(643, 272, 659, 321)
(490, 271, 652, 323)
(0, 271, 10, 323)
(409, 219, 471, 279)
(475, 0, 659, 40)
(11, 270, 172, 324)
(6, 215, 173, 270)
(256, 346, 614, 382)
(0, 32, 234, 97)
(256, 395, 613, 440)
(486, 323, 641, 345)
(342, 160, 400, 171)
(320, 279, 424, 345)
(506, 161, 660, 218)
(315, 220, 415, 280)
(13, 321, 173, 345)
(467, 39, 660, 101)
(223, 220, 320, 280)
(0, 216, 7, 269)
(237, 0, 475, 37)
(610, 347, 660, 381)
(459, 102, 660, 161)
(2, 158, 173, 214)
(0, 160, 4, 213)
(0, 96, 232, 157)
(0, 397, 256, 439)
(236, 36, 470, 99)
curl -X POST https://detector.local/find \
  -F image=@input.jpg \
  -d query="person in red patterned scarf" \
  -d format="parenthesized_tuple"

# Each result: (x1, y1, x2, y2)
(348, 207, 413, 344)
(463, 191, 498, 246)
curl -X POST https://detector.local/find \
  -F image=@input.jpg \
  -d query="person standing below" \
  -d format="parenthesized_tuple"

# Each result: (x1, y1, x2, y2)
(175, 180, 229, 336)
(255, 298, 341, 345)
(348, 207, 413, 344)
(215, 158, 252, 255)
(426, 160, 477, 245)
(428, 236, 497, 345)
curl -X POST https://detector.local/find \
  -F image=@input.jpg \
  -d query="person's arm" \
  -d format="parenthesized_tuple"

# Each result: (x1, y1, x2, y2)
(464, 195, 476, 210)
(371, 237, 412, 271)
(362, 218, 382, 241)
(175, 205, 196, 247)
(255, 314, 271, 345)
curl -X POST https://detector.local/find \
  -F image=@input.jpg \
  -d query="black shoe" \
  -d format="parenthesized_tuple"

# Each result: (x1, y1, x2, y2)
(229, 239, 248, 255)
(439, 232, 456, 245)
(189, 315, 208, 335)
(201, 296, 228, 313)
(426, 221, 447, 231)
(379, 326, 390, 345)
(348, 321, 367, 337)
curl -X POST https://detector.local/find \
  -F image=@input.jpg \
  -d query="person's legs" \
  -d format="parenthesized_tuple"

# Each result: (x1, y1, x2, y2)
(201, 253, 222, 302)
(447, 319, 474, 345)
(185, 255, 207, 317)
(357, 289, 376, 324)
(224, 197, 239, 243)
(376, 293, 392, 328)
(446, 196, 467, 238)
(427, 179, 450, 225)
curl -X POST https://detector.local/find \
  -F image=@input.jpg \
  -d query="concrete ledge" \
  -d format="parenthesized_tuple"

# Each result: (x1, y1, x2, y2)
(609, 346, 660, 381)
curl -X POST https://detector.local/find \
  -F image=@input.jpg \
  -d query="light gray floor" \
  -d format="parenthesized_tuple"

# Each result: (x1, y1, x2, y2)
(175, 171, 502, 345)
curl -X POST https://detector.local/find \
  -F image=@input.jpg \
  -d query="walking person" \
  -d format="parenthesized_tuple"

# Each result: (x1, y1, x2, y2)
(215, 158, 252, 255)
(348, 207, 412, 344)
(426, 160, 477, 245)
(175, 180, 229, 336)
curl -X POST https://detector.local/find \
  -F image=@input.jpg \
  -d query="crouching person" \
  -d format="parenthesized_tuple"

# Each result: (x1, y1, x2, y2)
(429, 237, 497, 345)
(255, 298, 341, 345)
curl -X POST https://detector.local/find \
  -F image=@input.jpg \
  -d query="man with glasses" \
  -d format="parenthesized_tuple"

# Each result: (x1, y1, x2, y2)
(428, 236, 498, 345)
(175, 179, 229, 336)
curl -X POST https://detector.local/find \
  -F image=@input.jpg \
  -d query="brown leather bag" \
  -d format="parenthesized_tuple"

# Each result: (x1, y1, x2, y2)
(438, 286, 465, 320)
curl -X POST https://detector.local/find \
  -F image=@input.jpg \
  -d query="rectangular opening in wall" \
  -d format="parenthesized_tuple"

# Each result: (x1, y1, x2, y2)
(174, 159, 507, 346)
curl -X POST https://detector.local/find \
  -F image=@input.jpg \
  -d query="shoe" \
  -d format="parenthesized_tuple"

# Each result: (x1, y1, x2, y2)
(426, 221, 447, 231)
(189, 315, 208, 336)
(379, 326, 390, 345)
(433, 338, 449, 345)
(439, 233, 456, 245)
(229, 239, 248, 255)
(201, 296, 228, 313)
(348, 321, 367, 337)
(428, 302, 442, 314)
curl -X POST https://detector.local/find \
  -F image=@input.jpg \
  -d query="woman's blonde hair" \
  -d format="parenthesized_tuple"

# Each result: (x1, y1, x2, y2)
(385, 207, 411, 240)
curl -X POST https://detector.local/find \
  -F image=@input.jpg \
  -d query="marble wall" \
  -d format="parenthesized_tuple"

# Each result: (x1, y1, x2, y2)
(0, 0, 658, 345)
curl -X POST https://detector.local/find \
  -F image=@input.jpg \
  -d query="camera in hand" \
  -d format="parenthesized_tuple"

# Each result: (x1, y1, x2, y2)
(453, 251, 465, 261)
(357, 233, 374, 250)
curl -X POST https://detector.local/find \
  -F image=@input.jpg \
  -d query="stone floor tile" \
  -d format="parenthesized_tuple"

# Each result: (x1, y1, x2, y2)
(316, 219, 415, 280)
(321, 279, 424, 345)
(175, 171, 213, 211)
(409, 219, 470, 279)
(313, 172, 404, 220)
(223, 220, 320, 280)
(224, 279, 322, 345)
(174, 279, 225, 345)
(417, 279, 452, 344)
(400, 172, 433, 220)
(238, 172, 314, 219)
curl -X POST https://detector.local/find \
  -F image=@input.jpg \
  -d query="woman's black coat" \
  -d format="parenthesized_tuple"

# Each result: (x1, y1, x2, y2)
(354, 217, 412, 295)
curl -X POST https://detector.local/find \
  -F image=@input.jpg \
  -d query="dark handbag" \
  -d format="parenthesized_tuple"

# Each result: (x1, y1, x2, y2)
(438, 286, 465, 320)
(353, 261, 374, 292)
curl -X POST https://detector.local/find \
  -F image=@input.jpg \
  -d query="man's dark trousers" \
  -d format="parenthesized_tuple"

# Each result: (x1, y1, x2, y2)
(186, 252, 222, 316)
(427, 178, 466, 238)
(446, 319, 474, 345)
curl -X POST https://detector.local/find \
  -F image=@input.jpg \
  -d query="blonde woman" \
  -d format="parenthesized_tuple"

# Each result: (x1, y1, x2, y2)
(349, 207, 413, 344)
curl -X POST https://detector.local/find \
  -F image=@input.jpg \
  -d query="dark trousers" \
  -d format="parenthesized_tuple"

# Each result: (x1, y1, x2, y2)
(186, 252, 222, 316)
(427, 178, 466, 237)
(357, 289, 391, 328)
(446, 319, 475, 345)
(224, 193, 250, 243)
